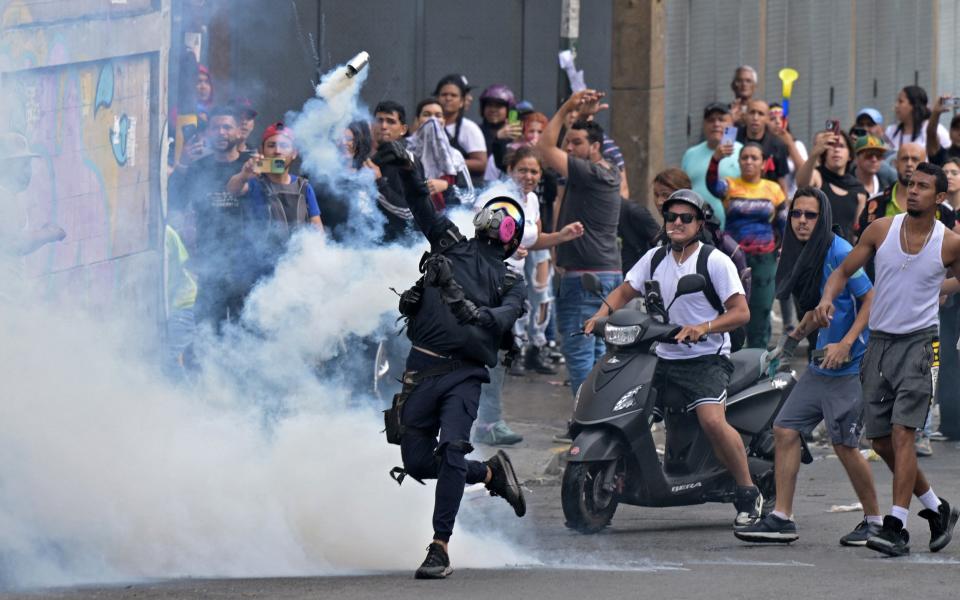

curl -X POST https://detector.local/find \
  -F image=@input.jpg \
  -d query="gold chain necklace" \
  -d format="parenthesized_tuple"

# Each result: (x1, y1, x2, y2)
(899, 218, 934, 271)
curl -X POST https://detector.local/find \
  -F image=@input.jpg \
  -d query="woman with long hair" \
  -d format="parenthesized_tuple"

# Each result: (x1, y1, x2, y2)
(885, 85, 951, 152)
(796, 128, 867, 242)
(708, 142, 786, 349)
(434, 74, 487, 186)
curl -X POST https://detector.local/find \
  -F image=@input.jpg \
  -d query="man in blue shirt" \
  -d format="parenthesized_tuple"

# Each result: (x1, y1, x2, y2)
(736, 186, 882, 546)
(681, 103, 742, 230)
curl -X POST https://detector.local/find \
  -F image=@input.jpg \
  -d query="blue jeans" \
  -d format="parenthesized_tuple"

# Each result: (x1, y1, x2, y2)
(556, 272, 623, 398)
(477, 358, 507, 425)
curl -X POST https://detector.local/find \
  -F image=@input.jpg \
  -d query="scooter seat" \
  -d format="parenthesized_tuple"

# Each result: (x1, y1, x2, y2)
(727, 348, 764, 396)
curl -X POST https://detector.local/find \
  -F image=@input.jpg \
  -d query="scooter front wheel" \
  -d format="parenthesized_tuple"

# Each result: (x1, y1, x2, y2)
(561, 461, 619, 533)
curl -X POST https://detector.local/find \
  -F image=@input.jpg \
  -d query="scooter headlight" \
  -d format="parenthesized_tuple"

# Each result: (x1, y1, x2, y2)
(604, 324, 641, 346)
(613, 385, 644, 412)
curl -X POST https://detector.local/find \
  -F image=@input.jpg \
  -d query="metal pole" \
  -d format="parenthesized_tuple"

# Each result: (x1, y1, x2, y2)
(556, 0, 580, 109)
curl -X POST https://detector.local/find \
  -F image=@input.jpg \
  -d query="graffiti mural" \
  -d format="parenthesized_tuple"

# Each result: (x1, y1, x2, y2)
(0, 0, 167, 320)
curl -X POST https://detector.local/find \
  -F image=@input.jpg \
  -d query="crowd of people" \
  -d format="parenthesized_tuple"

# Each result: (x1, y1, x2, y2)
(152, 57, 960, 573)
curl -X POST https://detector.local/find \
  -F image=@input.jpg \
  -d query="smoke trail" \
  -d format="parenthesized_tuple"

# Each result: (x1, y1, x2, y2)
(286, 64, 385, 246)
(0, 60, 530, 590)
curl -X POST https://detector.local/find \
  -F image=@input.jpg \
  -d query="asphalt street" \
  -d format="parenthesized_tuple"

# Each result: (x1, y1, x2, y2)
(6, 363, 960, 599)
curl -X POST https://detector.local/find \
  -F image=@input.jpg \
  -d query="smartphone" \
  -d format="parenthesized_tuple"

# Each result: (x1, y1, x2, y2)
(944, 97, 960, 108)
(850, 127, 868, 138)
(721, 126, 738, 146)
(811, 348, 850, 367)
(254, 157, 286, 174)
(508, 109, 520, 126)
(825, 119, 841, 135)
(182, 123, 198, 142)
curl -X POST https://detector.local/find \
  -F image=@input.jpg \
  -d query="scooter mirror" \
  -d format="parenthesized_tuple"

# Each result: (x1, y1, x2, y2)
(675, 274, 706, 297)
(581, 272, 602, 295)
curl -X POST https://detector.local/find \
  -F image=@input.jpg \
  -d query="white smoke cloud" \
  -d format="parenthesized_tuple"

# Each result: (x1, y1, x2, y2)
(0, 59, 530, 590)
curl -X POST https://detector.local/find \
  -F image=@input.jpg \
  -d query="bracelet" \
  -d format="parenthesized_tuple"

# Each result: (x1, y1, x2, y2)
(707, 320, 712, 333)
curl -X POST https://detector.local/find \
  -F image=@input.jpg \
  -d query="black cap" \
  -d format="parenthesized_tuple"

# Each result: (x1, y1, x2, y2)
(703, 102, 731, 119)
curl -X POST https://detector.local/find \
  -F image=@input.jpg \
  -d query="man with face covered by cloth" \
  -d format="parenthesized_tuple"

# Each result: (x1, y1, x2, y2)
(736, 186, 881, 546)
(373, 140, 527, 580)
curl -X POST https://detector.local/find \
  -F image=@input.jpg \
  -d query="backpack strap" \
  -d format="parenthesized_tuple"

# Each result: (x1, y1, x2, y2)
(696, 244, 725, 315)
(648, 245, 669, 281)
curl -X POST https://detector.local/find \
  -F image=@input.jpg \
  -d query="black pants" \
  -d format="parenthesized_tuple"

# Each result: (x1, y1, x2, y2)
(400, 350, 490, 542)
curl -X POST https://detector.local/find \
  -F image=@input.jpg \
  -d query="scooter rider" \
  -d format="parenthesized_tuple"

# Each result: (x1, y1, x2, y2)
(585, 189, 763, 529)
(374, 140, 527, 580)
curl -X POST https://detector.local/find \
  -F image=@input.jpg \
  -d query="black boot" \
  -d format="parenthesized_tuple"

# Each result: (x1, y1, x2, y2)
(485, 450, 526, 517)
(525, 345, 558, 374)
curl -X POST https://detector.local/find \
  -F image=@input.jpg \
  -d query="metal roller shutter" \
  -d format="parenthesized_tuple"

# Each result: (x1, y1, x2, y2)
(664, 0, 692, 163)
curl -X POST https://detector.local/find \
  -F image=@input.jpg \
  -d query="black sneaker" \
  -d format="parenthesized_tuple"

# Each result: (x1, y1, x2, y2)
(734, 512, 798, 543)
(414, 542, 452, 579)
(919, 497, 960, 552)
(485, 450, 526, 517)
(525, 346, 558, 374)
(866, 515, 910, 557)
(508, 355, 527, 377)
(733, 486, 763, 529)
(839, 518, 882, 546)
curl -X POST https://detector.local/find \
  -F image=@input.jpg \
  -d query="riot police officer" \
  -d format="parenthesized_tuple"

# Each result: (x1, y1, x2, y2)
(374, 141, 527, 580)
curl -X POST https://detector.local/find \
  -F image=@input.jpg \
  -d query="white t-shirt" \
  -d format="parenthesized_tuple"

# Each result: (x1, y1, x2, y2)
(506, 191, 541, 270)
(445, 117, 487, 155)
(884, 120, 951, 153)
(625, 243, 745, 360)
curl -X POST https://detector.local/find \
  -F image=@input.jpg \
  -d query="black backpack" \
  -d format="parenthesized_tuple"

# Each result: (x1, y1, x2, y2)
(649, 244, 746, 352)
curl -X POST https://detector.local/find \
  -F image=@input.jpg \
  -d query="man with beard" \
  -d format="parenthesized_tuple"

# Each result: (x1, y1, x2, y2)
(374, 141, 526, 580)
(735, 187, 881, 546)
(815, 162, 960, 556)
(859, 143, 956, 234)
(169, 105, 255, 331)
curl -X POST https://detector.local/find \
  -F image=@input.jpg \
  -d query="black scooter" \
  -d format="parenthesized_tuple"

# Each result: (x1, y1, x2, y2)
(561, 273, 808, 533)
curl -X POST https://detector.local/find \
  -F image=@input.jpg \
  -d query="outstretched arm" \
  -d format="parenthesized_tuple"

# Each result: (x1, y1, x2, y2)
(537, 90, 604, 178)
(376, 141, 460, 249)
(583, 281, 640, 334)
(813, 219, 885, 326)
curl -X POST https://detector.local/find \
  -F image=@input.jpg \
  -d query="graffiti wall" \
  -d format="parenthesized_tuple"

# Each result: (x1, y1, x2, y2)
(0, 0, 167, 319)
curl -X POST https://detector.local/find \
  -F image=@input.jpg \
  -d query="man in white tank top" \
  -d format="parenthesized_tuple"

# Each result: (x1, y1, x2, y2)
(815, 162, 960, 557)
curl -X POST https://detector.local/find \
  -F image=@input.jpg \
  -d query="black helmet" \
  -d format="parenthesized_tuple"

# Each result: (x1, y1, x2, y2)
(663, 189, 708, 220)
(472, 196, 525, 259)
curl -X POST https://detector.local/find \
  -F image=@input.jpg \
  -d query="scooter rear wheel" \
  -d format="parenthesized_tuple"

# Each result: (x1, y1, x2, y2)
(561, 462, 619, 533)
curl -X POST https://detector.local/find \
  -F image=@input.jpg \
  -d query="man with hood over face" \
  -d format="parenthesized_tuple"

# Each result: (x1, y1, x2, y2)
(736, 186, 881, 546)
(372, 140, 527, 580)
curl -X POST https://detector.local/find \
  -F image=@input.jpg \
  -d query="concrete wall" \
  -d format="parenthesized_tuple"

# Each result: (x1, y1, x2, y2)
(0, 0, 169, 319)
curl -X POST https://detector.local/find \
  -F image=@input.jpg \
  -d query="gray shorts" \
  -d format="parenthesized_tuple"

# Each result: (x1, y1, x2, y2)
(774, 370, 863, 448)
(860, 327, 939, 439)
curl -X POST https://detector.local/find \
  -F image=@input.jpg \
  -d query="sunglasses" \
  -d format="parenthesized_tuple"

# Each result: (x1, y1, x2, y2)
(663, 211, 697, 224)
(789, 209, 819, 220)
